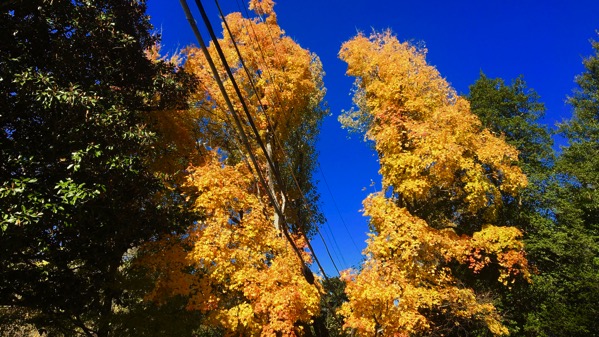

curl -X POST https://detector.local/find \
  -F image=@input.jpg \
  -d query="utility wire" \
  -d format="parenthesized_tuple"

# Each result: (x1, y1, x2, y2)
(190, 0, 329, 279)
(318, 162, 362, 254)
(210, 3, 348, 331)
(194, 0, 283, 192)
(222, 0, 352, 274)
(196, 0, 338, 279)
(216, 0, 343, 275)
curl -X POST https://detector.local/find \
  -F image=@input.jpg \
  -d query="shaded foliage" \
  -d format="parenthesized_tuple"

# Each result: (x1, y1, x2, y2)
(467, 73, 554, 335)
(0, 1, 196, 335)
(521, 38, 599, 337)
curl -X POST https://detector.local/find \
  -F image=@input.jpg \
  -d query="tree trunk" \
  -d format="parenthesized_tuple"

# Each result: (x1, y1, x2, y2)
(266, 139, 284, 233)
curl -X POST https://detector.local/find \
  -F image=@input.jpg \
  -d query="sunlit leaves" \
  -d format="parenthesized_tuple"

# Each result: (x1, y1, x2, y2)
(339, 32, 526, 220)
(141, 152, 320, 336)
(140, 3, 325, 336)
(183, 10, 325, 148)
(338, 31, 529, 336)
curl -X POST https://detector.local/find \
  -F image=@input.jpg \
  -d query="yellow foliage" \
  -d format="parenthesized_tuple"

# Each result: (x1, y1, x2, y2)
(249, 0, 276, 18)
(339, 31, 526, 217)
(339, 194, 521, 336)
(338, 31, 529, 336)
(141, 152, 320, 336)
(183, 9, 325, 151)
(138, 3, 326, 335)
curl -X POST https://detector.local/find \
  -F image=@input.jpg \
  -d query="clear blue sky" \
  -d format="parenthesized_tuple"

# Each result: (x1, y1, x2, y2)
(148, 0, 599, 276)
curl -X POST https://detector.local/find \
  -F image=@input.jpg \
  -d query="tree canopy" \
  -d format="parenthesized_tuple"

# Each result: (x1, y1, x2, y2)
(0, 1, 196, 335)
(337, 31, 529, 337)
(137, 1, 328, 335)
(520, 38, 599, 337)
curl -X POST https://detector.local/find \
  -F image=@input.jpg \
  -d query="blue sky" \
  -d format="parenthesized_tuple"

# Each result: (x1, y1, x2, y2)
(148, 0, 599, 276)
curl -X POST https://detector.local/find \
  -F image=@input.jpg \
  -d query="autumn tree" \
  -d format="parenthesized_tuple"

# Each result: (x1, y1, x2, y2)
(0, 1, 197, 335)
(337, 31, 530, 336)
(140, 1, 327, 335)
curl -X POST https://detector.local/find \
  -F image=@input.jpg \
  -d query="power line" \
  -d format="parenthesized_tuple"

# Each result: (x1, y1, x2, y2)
(223, 0, 359, 272)
(194, 0, 283, 192)
(217, 0, 349, 275)
(181, 6, 349, 332)
(318, 162, 362, 254)
(190, 0, 329, 279)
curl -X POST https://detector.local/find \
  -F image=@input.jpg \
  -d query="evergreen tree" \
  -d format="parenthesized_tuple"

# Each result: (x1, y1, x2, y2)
(467, 73, 554, 335)
(0, 1, 196, 335)
(523, 39, 599, 337)
(468, 73, 553, 178)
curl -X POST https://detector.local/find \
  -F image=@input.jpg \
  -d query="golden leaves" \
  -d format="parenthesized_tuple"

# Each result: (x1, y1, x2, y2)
(470, 225, 530, 285)
(141, 151, 320, 336)
(339, 195, 516, 336)
(338, 31, 529, 336)
(183, 8, 324, 148)
(139, 4, 327, 335)
(339, 31, 527, 219)
(249, 0, 276, 18)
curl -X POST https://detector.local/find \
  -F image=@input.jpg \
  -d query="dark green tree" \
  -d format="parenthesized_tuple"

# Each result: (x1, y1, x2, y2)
(467, 72, 553, 177)
(0, 1, 196, 336)
(522, 39, 599, 337)
(313, 277, 348, 337)
(467, 73, 554, 335)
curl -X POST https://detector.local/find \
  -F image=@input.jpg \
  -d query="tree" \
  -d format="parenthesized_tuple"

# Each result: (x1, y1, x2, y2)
(337, 31, 530, 336)
(183, 0, 327, 235)
(522, 38, 599, 337)
(141, 153, 321, 336)
(0, 1, 197, 335)
(315, 277, 349, 337)
(467, 73, 552, 178)
(467, 74, 554, 334)
(139, 1, 328, 335)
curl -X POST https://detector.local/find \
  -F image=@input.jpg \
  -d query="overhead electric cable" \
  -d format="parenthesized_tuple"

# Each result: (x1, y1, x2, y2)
(221, 8, 350, 332)
(193, 0, 284, 191)
(219, 0, 350, 274)
(317, 162, 362, 253)
(179, 0, 279, 216)
(190, 0, 329, 278)
(320, 211, 349, 268)
(191, 0, 339, 280)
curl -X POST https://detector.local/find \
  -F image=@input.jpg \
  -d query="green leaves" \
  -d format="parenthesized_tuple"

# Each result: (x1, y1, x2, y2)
(468, 72, 553, 178)
(0, 1, 195, 335)
(528, 37, 599, 337)
(54, 178, 101, 206)
(0, 177, 43, 230)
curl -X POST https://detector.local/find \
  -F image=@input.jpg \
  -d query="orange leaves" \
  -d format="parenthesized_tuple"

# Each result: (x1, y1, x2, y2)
(249, 0, 276, 18)
(469, 225, 530, 285)
(183, 6, 324, 147)
(340, 195, 516, 336)
(339, 31, 450, 125)
(139, 3, 327, 335)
